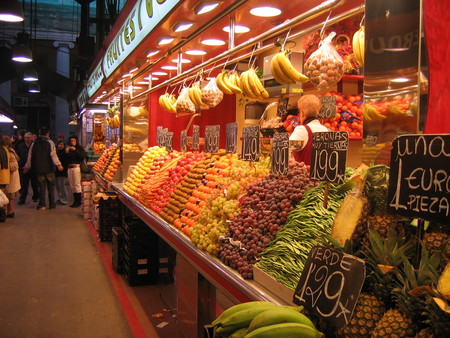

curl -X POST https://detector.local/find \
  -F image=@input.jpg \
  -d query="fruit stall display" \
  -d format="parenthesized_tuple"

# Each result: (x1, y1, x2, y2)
(92, 144, 120, 181)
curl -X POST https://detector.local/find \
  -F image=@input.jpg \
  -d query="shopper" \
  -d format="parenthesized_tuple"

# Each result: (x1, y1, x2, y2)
(289, 94, 329, 165)
(3, 136, 21, 218)
(23, 127, 63, 210)
(55, 140, 69, 205)
(13, 129, 26, 151)
(17, 132, 39, 204)
(66, 135, 85, 208)
(0, 133, 10, 222)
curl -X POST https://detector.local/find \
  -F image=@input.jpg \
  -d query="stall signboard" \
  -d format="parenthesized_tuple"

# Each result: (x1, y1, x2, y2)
(310, 131, 349, 184)
(277, 97, 289, 117)
(387, 134, 450, 223)
(271, 132, 289, 175)
(319, 96, 336, 119)
(87, 63, 104, 98)
(204, 125, 220, 153)
(180, 130, 187, 152)
(226, 122, 238, 154)
(294, 245, 365, 330)
(192, 125, 200, 150)
(242, 126, 260, 162)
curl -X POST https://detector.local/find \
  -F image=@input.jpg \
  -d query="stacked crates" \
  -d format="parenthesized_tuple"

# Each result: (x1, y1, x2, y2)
(97, 194, 122, 241)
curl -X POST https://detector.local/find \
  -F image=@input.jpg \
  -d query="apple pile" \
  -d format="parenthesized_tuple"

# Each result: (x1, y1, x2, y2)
(217, 161, 317, 279)
(102, 147, 121, 181)
(93, 144, 118, 174)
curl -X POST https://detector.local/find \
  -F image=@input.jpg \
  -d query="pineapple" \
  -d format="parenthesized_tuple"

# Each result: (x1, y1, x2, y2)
(367, 213, 408, 239)
(337, 293, 385, 337)
(423, 230, 450, 264)
(363, 164, 389, 215)
(438, 262, 450, 300)
(423, 296, 450, 335)
(414, 327, 435, 337)
(371, 308, 418, 337)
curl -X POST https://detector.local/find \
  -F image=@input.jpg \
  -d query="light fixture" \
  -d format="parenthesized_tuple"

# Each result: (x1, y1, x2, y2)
(250, 6, 282, 17)
(391, 77, 410, 83)
(23, 66, 38, 81)
(146, 49, 159, 57)
(172, 21, 194, 33)
(152, 71, 168, 76)
(0, 114, 14, 123)
(161, 65, 178, 70)
(185, 49, 207, 56)
(12, 32, 33, 63)
(29, 83, 40, 93)
(194, 1, 221, 15)
(0, 0, 24, 22)
(201, 38, 225, 46)
(157, 37, 175, 45)
(171, 58, 191, 64)
(223, 25, 250, 33)
(13, 124, 18, 129)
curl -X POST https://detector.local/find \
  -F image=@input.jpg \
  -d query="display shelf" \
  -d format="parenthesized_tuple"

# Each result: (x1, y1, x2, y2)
(111, 182, 293, 305)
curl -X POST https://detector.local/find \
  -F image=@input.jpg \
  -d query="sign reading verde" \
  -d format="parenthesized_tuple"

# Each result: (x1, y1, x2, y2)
(103, 0, 181, 78)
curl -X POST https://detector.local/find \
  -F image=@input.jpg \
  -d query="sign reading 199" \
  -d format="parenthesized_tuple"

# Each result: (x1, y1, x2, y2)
(242, 126, 260, 162)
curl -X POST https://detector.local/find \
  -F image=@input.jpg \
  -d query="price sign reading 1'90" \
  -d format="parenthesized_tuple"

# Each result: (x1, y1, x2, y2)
(310, 131, 348, 184)
(192, 125, 200, 150)
(204, 125, 220, 153)
(241, 126, 260, 162)
(271, 132, 289, 175)
(226, 122, 238, 154)
(180, 130, 187, 152)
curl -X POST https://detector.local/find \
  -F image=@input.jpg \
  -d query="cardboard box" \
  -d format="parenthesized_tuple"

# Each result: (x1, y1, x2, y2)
(253, 266, 296, 305)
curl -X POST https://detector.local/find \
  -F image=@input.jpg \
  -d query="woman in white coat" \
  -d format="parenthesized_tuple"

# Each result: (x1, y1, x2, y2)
(2, 136, 20, 218)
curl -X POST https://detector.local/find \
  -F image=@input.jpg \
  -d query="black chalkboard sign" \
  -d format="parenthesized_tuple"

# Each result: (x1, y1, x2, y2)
(387, 134, 450, 224)
(310, 131, 348, 184)
(204, 125, 220, 153)
(241, 125, 260, 162)
(294, 245, 365, 330)
(277, 97, 289, 117)
(156, 126, 163, 147)
(226, 122, 238, 154)
(271, 132, 289, 175)
(180, 130, 187, 152)
(192, 125, 200, 150)
(318, 96, 336, 119)
(166, 132, 173, 152)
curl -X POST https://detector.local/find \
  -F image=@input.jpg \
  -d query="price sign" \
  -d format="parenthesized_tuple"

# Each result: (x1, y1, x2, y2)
(180, 130, 187, 152)
(271, 132, 289, 175)
(156, 126, 163, 147)
(319, 96, 336, 119)
(310, 131, 348, 184)
(226, 122, 238, 154)
(241, 126, 260, 162)
(166, 132, 173, 152)
(277, 97, 289, 117)
(387, 134, 450, 224)
(294, 245, 365, 330)
(204, 125, 220, 153)
(192, 125, 200, 150)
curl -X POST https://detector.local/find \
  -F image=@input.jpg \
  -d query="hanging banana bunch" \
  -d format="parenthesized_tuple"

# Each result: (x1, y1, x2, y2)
(188, 82, 207, 108)
(159, 93, 177, 113)
(239, 68, 270, 99)
(352, 26, 365, 67)
(106, 106, 120, 129)
(270, 50, 309, 85)
(215, 70, 242, 95)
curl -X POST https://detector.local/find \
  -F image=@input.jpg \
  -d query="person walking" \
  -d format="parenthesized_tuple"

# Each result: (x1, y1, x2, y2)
(55, 140, 69, 205)
(0, 133, 10, 221)
(23, 127, 63, 210)
(66, 135, 85, 208)
(17, 132, 39, 204)
(3, 136, 21, 218)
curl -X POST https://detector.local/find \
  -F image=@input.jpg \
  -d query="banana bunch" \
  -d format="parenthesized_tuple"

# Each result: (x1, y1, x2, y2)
(106, 106, 120, 129)
(239, 68, 269, 99)
(188, 83, 206, 107)
(159, 93, 177, 113)
(216, 70, 242, 95)
(270, 50, 309, 85)
(364, 103, 386, 121)
(352, 26, 365, 67)
(211, 301, 322, 337)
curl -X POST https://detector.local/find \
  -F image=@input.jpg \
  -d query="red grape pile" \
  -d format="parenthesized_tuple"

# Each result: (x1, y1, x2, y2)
(217, 162, 317, 279)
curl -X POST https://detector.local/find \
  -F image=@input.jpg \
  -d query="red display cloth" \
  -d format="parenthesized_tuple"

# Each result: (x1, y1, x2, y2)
(423, 0, 450, 133)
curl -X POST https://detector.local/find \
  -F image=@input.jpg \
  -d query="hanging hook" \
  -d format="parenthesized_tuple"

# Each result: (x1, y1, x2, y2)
(248, 44, 258, 68)
(319, 11, 333, 41)
(359, 14, 365, 27)
(281, 28, 292, 52)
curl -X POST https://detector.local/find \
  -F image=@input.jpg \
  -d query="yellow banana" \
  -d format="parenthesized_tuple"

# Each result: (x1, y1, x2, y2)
(212, 301, 274, 327)
(248, 68, 269, 99)
(247, 307, 316, 333)
(216, 71, 233, 94)
(229, 327, 248, 338)
(270, 53, 295, 85)
(242, 70, 261, 98)
(277, 51, 309, 83)
(228, 71, 241, 88)
(222, 71, 242, 94)
(353, 26, 365, 66)
(159, 94, 170, 112)
(162, 93, 176, 113)
(239, 71, 259, 99)
(245, 322, 323, 338)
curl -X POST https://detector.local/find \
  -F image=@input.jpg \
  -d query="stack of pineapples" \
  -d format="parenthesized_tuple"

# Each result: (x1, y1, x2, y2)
(328, 164, 450, 337)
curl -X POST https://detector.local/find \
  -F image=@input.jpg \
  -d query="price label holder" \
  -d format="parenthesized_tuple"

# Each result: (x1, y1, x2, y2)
(271, 132, 289, 175)
(241, 125, 260, 162)
(166, 132, 173, 152)
(226, 122, 238, 154)
(318, 96, 337, 119)
(156, 126, 163, 147)
(310, 131, 349, 207)
(294, 245, 365, 330)
(180, 130, 187, 152)
(192, 125, 200, 150)
(204, 125, 220, 153)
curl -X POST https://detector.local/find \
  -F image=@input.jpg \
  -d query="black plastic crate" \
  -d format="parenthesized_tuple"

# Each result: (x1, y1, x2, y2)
(99, 196, 120, 208)
(122, 242, 157, 262)
(112, 227, 123, 274)
(99, 229, 112, 242)
(122, 260, 158, 286)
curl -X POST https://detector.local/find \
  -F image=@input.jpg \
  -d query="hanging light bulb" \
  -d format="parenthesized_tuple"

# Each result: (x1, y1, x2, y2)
(29, 83, 40, 93)
(12, 32, 33, 63)
(23, 66, 38, 81)
(0, 0, 24, 22)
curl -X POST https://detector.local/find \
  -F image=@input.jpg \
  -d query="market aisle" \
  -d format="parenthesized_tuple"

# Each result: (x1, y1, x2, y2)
(0, 199, 133, 338)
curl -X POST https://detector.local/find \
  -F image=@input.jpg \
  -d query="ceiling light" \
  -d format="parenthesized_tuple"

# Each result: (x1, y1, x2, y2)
(0, 114, 14, 123)
(146, 49, 159, 57)
(0, 0, 24, 22)
(29, 83, 40, 93)
(194, 1, 222, 15)
(129, 67, 138, 73)
(171, 58, 191, 64)
(223, 25, 250, 33)
(152, 71, 168, 76)
(12, 44, 32, 62)
(185, 49, 207, 56)
(161, 65, 178, 70)
(157, 37, 175, 45)
(201, 39, 225, 46)
(23, 67, 38, 81)
(250, 6, 281, 17)
(173, 21, 194, 33)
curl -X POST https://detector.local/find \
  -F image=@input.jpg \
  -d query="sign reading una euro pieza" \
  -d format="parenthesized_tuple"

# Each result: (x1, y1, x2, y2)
(388, 134, 450, 224)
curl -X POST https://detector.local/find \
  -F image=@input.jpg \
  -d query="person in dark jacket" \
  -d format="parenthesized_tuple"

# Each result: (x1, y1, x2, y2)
(17, 132, 39, 204)
(55, 141, 69, 205)
(23, 127, 63, 210)
(66, 135, 85, 208)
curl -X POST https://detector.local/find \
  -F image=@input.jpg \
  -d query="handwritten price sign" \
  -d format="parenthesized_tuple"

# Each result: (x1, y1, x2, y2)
(241, 126, 260, 162)
(180, 130, 187, 152)
(192, 125, 200, 150)
(204, 125, 220, 153)
(226, 122, 238, 154)
(271, 132, 289, 175)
